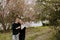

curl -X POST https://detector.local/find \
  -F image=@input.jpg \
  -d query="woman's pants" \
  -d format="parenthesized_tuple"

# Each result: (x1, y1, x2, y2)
(19, 27, 26, 40)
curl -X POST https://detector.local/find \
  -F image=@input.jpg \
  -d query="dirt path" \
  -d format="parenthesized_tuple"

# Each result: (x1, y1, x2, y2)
(26, 27, 52, 40)
(34, 29, 52, 40)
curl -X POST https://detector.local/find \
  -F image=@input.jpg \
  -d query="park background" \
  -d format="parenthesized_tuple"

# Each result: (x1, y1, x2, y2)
(0, 0, 60, 40)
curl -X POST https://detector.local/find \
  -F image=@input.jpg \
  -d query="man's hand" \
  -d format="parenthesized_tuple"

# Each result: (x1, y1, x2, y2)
(16, 26, 20, 29)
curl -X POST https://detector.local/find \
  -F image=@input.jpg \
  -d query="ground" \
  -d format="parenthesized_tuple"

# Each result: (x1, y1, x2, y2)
(0, 26, 54, 40)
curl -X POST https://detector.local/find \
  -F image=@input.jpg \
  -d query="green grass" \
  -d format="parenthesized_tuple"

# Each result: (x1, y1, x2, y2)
(0, 32, 12, 40)
(0, 26, 54, 40)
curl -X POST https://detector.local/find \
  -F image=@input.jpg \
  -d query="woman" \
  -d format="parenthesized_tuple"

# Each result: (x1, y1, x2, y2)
(19, 17, 26, 40)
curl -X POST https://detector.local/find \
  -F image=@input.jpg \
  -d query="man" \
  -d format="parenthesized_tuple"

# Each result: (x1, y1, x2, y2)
(12, 17, 21, 40)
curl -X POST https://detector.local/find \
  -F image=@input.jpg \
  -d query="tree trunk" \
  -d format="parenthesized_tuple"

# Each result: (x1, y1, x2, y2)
(2, 23, 6, 32)
(7, 24, 11, 30)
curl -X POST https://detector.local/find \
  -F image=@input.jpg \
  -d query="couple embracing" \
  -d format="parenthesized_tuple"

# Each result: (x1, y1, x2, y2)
(12, 16, 26, 40)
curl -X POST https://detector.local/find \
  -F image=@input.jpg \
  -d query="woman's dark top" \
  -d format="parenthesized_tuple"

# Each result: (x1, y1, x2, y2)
(12, 23, 21, 35)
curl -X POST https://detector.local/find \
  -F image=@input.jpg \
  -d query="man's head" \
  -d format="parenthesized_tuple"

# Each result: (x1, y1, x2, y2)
(15, 17, 19, 23)
(14, 15, 21, 23)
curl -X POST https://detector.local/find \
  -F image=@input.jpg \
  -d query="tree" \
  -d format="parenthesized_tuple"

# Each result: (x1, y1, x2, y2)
(0, 0, 37, 31)
(35, 0, 60, 40)
(0, 0, 25, 31)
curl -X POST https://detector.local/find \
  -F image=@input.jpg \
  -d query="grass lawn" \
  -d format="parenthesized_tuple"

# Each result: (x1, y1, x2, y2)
(0, 26, 54, 40)
(0, 32, 12, 40)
